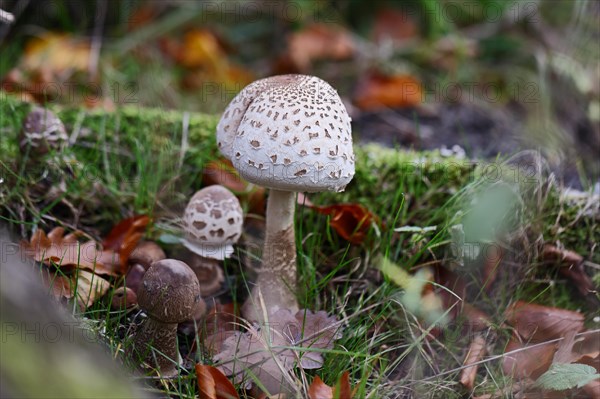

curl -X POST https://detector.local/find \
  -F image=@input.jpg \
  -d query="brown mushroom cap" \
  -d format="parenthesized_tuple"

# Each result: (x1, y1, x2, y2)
(129, 241, 166, 270)
(137, 259, 202, 323)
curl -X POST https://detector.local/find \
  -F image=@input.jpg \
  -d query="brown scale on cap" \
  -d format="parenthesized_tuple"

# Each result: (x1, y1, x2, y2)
(133, 259, 203, 377)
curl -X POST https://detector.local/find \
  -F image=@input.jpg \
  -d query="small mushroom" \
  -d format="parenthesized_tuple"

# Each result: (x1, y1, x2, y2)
(133, 259, 204, 377)
(182, 185, 243, 295)
(19, 106, 68, 156)
(216, 75, 355, 320)
(129, 241, 166, 270)
(110, 287, 137, 310)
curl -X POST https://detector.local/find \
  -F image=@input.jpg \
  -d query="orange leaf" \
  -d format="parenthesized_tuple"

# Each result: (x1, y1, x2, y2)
(179, 29, 228, 69)
(195, 364, 239, 399)
(372, 8, 418, 44)
(505, 301, 585, 342)
(311, 203, 378, 244)
(336, 371, 354, 399)
(308, 375, 334, 399)
(308, 372, 355, 399)
(23, 33, 90, 74)
(354, 72, 422, 110)
(286, 23, 354, 71)
(102, 215, 150, 266)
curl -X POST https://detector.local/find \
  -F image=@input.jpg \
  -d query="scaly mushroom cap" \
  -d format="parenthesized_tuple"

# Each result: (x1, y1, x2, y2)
(182, 185, 243, 260)
(137, 259, 202, 323)
(19, 106, 68, 155)
(217, 74, 355, 193)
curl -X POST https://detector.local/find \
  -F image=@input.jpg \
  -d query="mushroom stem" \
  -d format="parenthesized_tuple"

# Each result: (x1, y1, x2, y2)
(244, 189, 299, 320)
(133, 318, 179, 377)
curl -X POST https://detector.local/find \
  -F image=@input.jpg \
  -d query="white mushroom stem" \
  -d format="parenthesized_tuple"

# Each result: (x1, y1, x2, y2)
(244, 189, 299, 320)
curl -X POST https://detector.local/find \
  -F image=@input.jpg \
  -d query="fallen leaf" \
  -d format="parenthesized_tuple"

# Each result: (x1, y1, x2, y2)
(504, 301, 585, 342)
(199, 303, 240, 355)
(371, 8, 418, 44)
(40, 268, 74, 301)
(541, 244, 599, 304)
(22, 33, 90, 74)
(460, 334, 487, 390)
(171, 29, 253, 90)
(22, 227, 123, 276)
(178, 29, 228, 69)
(310, 203, 378, 244)
(202, 159, 265, 214)
(74, 270, 111, 310)
(461, 303, 492, 332)
(196, 364, 239, 399)
(41, 267, 111, 310)
(214, 309, 342, 395)
(102, 215, 150, 264)
(286, 23, 354, 71)
(354, 72, 422, 110)
(307, 372, 354, 399)
(502, 332, 557, 380)
(308, 376, 333, 399)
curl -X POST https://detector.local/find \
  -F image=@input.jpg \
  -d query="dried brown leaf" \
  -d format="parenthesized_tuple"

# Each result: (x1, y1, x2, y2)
(502, 332, 557, 380)
(505, 301, 585, 342)
(286, 23, 354, 71)
(22, 227, 123, 276)
(460, 334, 487, 390)
(542, 244, 598, 303)
(354, 72, 422, 110)
(214, 309, 342, 395)
(102, 215, 149, 265)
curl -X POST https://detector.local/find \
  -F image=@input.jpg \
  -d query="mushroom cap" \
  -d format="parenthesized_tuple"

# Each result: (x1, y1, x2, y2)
(182, 185, 243, 260)
(129, 241, 166, 270)
(216, 74, 355, 193)
(19, 106, 68, 155)
(137, 259, 202, 323)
